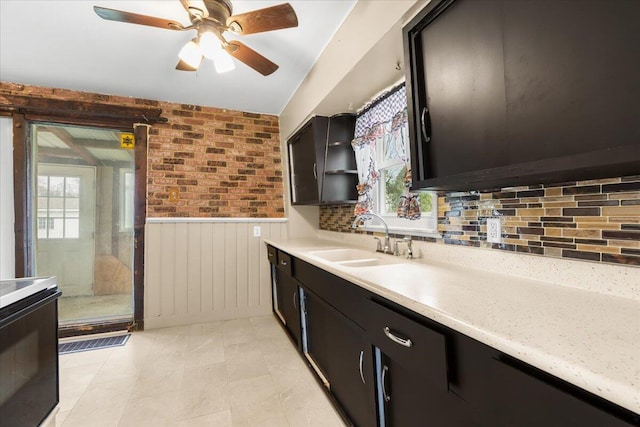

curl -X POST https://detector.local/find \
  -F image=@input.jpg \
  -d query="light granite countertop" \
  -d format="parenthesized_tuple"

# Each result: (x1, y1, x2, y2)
(263, 237, 640, 416)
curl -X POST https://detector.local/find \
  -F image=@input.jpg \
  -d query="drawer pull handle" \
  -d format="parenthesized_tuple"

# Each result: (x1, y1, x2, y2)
(382, 365, 391, 402)
(280, 259, 288, 266)
(421, 106, 431, 143)
(384, 327, 413, 348)
(359, 350, 365, 384)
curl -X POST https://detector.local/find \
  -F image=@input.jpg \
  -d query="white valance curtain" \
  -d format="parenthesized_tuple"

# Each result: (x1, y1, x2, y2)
(351, 83, 420, 219)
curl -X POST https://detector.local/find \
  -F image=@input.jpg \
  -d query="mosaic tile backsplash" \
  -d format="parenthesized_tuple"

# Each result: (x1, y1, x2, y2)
(319, 176, 640, 266)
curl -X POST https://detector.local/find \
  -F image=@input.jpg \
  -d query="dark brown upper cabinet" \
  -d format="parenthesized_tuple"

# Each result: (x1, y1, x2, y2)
(403, 0, 640, 192)
(288, 114, 357, 205)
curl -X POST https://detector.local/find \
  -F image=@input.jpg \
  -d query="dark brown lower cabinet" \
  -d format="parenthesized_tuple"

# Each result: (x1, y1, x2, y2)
(266, 248, 640, 427)
(368, 298, 479, 427)
(274, 269, 301, 349)
(268, 246, 302, 350)
(303, 288, 376, 427)
(482, 357, 636, 427)
(376, 351, 481, 427)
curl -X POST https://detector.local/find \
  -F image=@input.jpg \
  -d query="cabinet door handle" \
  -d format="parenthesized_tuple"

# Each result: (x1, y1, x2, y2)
(313, 162, 317, 180)
(384, 327, 413, 348)
(421, 106, 431, 143)
(280, 259, 288, 266)
(293, 291, 297, 310)
(359, 350, 365, 384)
(382, 365, 391, 402)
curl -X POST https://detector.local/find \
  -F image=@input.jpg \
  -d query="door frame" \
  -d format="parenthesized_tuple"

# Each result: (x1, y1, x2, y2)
(8, 101, 163, 334)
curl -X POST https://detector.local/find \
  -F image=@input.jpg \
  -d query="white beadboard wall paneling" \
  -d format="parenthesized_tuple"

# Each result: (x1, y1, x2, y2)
(144, 219, 287, 329)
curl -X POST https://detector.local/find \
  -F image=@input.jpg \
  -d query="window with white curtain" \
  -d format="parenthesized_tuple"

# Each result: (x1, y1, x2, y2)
(352, 83, 438, 236)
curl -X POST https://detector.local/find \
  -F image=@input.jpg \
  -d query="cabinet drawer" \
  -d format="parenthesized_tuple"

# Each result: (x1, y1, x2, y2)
(276, 250, 293, 276)
(367, 299, 448, 392)
(294, 259, 369, 328)
(267, 245, 277, 265)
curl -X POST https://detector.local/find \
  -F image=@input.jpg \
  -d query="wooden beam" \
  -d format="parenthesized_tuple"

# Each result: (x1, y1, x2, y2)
(1, 94, 167, 128)
(132, 124, 148, 330)
(38, 126, 100, 166)
(12, 114, 32, 277)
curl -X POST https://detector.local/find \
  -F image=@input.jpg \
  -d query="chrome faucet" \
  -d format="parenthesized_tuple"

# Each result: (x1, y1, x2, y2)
(394, 236, 414, 259)
(352, 213, 393, 255)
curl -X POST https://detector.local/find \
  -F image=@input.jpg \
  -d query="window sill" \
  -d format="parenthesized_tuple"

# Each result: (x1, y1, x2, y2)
(360, 223, 441, 239)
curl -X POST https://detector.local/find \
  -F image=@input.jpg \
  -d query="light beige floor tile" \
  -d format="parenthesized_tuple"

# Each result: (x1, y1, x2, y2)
(279, 382, 346, 427)
(129, 367, 184, 399)
(58, 361, 104, 412)
(184, 334, 225, 367)
(55, 410, 70, 427)
(61, 376, 135, 427)
(232, 394, 289, 427)
(256, 333, 295, 357)
(223, 318, 257, 346)
(182, 361, 227, 390)
(264, 351, 316, 392)
(57, 315, 344, 427)
(59, 347, 114, 369)
(118, 390, 180, 427)
(176, 409, 233, 427)
(227, 375, 281, 424)
(250, 315, 286, 339)
(139, 347, 187, 375)
(174, 382, 229, 421)
(190, 321, 224, 336)
(225, 341, 270, 382)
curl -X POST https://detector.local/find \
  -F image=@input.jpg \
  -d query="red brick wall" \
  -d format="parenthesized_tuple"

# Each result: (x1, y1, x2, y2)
(0, 82, 284, 218)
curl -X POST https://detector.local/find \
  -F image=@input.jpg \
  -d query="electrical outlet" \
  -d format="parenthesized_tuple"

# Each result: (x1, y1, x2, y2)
(487, 217, 501, 243)
(253, 226, 261, 237)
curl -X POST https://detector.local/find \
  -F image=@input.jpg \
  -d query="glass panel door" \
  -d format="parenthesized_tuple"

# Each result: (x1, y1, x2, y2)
(33, 123, 134, 325)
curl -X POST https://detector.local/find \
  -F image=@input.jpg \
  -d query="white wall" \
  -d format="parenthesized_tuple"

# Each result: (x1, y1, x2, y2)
(0, 117, 14, 280)
(279, 0, 425, 238)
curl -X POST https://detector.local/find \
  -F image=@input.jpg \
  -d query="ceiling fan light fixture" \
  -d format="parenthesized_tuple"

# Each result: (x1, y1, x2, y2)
(211, 47, 235, 73)
(199, 31, 220, 59)
(200, 30, 235, 73)
(178, 38, 203, 69)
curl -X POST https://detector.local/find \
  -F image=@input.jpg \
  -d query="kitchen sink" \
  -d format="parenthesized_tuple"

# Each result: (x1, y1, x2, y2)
(310, 248, 377, 262)
(309, 248, 399, 268)
(335, 258, 398, 268)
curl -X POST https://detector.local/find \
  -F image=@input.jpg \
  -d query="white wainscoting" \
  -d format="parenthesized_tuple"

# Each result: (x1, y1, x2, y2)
(144, 219, 287, 329)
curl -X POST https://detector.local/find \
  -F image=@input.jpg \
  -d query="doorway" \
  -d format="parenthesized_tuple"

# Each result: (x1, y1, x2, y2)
(33, 123, 134, 326)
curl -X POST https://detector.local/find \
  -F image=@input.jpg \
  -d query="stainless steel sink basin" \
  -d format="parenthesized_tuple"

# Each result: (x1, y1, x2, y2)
(309, 248, 399, 268)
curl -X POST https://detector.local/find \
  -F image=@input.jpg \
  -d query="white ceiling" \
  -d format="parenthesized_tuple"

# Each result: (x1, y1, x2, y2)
(0, 0, 356, 115)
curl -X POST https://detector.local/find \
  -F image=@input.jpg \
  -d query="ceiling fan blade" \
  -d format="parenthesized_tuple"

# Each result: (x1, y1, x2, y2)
(176, 59, 198, 71)
(225, 41, 279, 76)
(227, 3, 298, 35)
(179, 0, 209, 19)
(94, 6, 185, 30)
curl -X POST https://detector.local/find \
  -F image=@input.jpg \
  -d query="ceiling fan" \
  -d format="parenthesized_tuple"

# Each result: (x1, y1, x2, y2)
(93, 0, 298, 75)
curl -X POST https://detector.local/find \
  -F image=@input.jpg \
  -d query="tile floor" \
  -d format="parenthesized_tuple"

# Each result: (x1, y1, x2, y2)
(48, 315, 346, 427)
